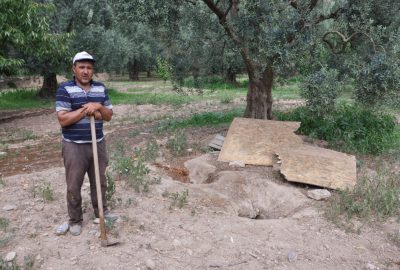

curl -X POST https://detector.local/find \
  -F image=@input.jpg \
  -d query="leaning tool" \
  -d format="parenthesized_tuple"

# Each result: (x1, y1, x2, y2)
(90, 115, 119, 247)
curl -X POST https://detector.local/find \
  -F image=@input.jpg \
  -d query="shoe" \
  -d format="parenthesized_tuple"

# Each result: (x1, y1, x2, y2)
(55, 222, 69, 235)
(69, 224, 82, 236)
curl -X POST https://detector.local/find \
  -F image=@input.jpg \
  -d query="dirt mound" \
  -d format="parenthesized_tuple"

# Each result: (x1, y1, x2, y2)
(207, 171, 308, 219)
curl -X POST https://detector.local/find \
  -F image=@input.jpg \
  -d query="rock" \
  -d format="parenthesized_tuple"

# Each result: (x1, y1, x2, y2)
(5, 251, 17, 262)
(184, 154, 217, 184)
(35, 254, 43, 263)
(0, 152, 7, 157)
(145, 258, 156, 270)
(365, 263, 378, 270)
(34, 204, 44, 211)
(229, 160, 245, 168)
(173, 239, 182, 248)
(307, 189, 331, 201)
(287, 250, 297, 262)
(3, 204, 17, 211)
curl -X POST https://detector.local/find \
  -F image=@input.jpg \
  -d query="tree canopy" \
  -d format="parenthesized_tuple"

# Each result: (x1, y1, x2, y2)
(1, 0, 399, 115)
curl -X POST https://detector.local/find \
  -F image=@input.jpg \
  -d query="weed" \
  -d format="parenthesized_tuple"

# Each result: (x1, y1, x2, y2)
(151, 176, 162, 185)
(129, 129, 140, 137)
(23, 255, 34, 270)
(137, 140, 159, 162)
(0, 217, 9, 232)
(105, 218, 115, 231)
(387, 231, 400, 248)
(106, 172, 115, 202)
(0, 234, 14, 248)
(32, 182, 54, 202)
(0, 177, 6, 187)
(163, 189, 189, 209)
(0, 259, 20, 270)
(167, 130, 188, 156)
(326, 168, 400, 224)
(110, 143, 151, 193)
(220, 95, 234, 104)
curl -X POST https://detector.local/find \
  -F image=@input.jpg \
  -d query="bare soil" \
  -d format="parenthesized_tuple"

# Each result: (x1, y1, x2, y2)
(0, 95, 399, 270)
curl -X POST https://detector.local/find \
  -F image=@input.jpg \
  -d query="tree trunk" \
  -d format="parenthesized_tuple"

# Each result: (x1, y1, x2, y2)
(128, 59, 139, 81)
(38, 72, 58, 98)
(244, 66, 274, 119)
(146, 70, 151, 78)
(225, 67, 239, 86)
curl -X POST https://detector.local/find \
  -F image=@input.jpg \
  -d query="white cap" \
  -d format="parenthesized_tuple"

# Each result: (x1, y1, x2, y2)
(72, 51, 95, 64)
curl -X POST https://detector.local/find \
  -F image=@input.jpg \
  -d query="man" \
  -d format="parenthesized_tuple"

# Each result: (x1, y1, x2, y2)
(55, 51, 113, 236)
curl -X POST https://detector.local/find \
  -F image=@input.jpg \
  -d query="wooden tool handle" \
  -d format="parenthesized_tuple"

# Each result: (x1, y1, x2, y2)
(90, 116, 107, 241)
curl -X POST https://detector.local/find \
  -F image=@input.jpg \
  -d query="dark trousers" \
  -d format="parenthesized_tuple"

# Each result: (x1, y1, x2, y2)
(62, 140, 108, 224)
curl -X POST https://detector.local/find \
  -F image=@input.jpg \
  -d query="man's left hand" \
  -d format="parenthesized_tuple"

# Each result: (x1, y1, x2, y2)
(82, 102, 102, 116)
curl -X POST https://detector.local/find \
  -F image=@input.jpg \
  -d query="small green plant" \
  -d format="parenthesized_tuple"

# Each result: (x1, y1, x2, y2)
(106, 172, 115, 202)
(0, 236, 13, 249)
(163, 189, 189, 209)
(156, 57, 172, 82)
(129, 129, 140, 137)
(137, 140, 159, 162)
(387, 231, 400, 248)
(110, 142, 151, 193)
(0, 258, 20, 270)
(167, 130, 188, 156)
(32, 182, 54, 202)
(105, 218, 116, 231)
(0, 217, 9, 232)
(0, 177, 6, 187)
(220, 95, 234, 104)
(23, 255, 35, 270)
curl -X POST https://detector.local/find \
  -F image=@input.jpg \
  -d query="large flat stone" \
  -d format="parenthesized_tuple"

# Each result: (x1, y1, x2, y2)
(277, 145, 357, 190)
(218, 118, 302, 166)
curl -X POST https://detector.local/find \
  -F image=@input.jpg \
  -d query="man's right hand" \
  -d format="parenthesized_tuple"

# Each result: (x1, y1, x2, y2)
(57, 107, 87, 127)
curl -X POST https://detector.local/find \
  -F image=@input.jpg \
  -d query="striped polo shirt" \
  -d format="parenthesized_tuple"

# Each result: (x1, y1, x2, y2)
(55, 79, 113, 143)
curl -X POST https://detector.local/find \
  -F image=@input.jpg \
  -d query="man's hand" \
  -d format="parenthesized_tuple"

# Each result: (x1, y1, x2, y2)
(82, 102, 102, 116)
(57, 107, 87, 127)
(82, 102, 113, 121)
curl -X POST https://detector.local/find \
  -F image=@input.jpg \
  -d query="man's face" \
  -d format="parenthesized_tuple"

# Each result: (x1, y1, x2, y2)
(73, 61, 94, 86)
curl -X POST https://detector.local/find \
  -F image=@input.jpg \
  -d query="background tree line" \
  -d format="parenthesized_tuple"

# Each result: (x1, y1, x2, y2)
(1, 0, 399, 119)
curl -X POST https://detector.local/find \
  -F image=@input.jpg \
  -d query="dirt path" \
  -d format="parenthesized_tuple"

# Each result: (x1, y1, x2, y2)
(0, 97, 399, 269)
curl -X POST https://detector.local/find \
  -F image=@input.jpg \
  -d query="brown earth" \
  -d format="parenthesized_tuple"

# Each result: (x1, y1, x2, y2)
(0, 93, 399, 270)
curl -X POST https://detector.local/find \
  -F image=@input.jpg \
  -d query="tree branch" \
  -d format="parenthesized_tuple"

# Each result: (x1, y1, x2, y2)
(224, 1, 233, 19)
(182, 0, 197, 4)
(308, 0, 319, 12)
(322, 30, 385, 54)
(289, 0, 297, 10)
(202, 0, 255, 78)
(313, 7, 343, 25)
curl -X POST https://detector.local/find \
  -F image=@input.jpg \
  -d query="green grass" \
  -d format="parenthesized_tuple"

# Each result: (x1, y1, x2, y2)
(273, 84, 301, 100)
(0, 89, 53, 110)
(276, 104, 400, 155)
(326, 167, 400, 224)
(108, 89, 196, 106)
